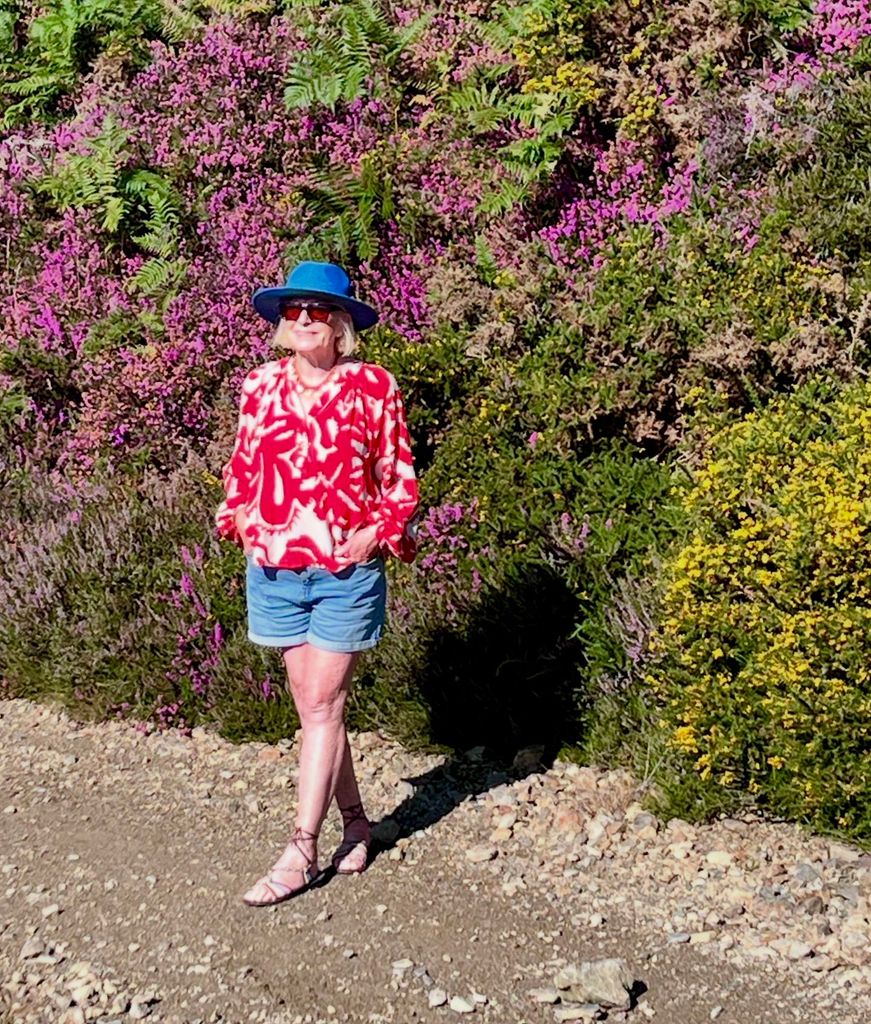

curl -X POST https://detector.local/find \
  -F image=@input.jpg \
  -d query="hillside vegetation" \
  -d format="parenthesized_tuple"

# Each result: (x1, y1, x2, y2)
(1, 0, 870, 839)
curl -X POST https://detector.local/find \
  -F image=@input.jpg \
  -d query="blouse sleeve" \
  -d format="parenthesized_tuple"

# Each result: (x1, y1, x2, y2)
(367, 374, 419, 562)
(215, 369, 265, 544)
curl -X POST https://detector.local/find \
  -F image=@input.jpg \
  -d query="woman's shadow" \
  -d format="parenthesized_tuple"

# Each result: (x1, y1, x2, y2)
(356, 563, 586, 867)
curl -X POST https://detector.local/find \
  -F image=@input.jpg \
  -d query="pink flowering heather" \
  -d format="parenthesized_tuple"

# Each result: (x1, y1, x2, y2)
(357, 224, 445, 342)
(809, 0, 871, 54)
(166, 544, 224, 700)
(541, 139, 698, 276)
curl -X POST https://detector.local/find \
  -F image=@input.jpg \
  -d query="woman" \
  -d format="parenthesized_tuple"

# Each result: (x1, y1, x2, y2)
(216, 261, 418, 907)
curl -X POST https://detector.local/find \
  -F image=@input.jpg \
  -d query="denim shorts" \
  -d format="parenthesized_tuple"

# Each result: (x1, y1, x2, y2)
(245, 555, 387, 653)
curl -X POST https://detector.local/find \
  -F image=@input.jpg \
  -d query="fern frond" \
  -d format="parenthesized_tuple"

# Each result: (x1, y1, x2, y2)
(477, 180, 532, 215)
(474, 234, 501, 284)
(204, 0, 274, 14)
(159, 0, 204, 44)
(129, 256, 187, 295)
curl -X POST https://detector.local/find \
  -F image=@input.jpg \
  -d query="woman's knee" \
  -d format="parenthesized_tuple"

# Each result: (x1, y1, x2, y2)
(295, 684, 348, 725)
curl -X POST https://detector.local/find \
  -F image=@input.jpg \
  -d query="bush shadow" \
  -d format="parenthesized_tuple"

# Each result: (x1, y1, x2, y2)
(368, 562, 586, 857)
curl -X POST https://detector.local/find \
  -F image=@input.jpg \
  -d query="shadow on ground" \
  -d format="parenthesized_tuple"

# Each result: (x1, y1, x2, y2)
(361, 562, 588, 865)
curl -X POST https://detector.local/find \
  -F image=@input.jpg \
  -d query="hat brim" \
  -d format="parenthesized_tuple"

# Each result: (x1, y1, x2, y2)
(252, 286, 379, 330)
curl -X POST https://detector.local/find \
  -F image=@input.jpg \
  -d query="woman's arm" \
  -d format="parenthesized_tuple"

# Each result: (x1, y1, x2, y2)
(215, 369, 265, 548)
(362, 373, 419, 562)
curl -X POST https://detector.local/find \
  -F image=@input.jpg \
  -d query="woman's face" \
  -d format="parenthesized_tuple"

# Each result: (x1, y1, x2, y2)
(274, 301, 341, 361)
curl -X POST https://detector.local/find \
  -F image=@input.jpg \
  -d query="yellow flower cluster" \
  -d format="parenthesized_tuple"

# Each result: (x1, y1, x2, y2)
(513, 0, 599, 85)
(521, 61, 604, 106)
(647, 381, 871, 835)
(620, 86, 660, 138)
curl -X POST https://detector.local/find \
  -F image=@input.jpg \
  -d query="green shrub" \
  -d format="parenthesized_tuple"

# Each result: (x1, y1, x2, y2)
(646, 378, 871, 840)
(354, 385, 681, 755)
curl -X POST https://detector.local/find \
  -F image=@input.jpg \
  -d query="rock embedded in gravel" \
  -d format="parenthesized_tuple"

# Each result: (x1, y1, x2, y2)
(19, 937, 44, 960)
(449, 995, 475, 1013)
(512, 745, 545, 774)
(706, 851, 733, 868)
(128, 992, 159, 1020)
(769, 939, 813, 960)
(553, 1005, 602, 1022)
(428, 988, 448, 1008)
(529, 986, 561, 1004)
(553, 959, 635, 1009)
(465, 845, 497, 864)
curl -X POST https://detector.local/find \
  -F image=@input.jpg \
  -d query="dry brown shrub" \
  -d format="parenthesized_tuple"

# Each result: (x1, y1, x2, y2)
(769, 321, 854, 379)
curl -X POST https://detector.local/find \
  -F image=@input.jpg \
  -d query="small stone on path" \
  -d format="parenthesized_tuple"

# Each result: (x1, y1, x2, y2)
(554, 1006, 601, 1022)
(465, 845, 497, 863)
(529, 987, 560, 1004)
(553, 959, 635, 1009)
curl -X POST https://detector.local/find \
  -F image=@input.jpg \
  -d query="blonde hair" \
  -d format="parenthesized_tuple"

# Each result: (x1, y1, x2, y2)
(334, 310, 358, 357)
(272, 308, 358, 357)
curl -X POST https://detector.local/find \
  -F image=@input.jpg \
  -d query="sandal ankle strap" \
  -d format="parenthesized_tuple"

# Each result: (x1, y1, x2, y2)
(288, 826, 319, 865)
(338, 801, 368, 826)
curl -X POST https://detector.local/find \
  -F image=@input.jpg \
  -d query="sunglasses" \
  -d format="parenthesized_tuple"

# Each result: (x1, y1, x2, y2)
(279, 302, 340, 323)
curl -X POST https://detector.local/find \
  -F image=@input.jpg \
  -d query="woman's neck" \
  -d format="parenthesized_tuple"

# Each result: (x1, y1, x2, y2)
(293, 350, 338, 384)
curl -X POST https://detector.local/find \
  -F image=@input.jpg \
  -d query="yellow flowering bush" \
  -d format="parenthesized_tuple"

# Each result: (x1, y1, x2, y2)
(512, 0, 608, 109)
(647, 378, 871, 838)
(521, 61, 604, 107)
(619, 85, 661, 138)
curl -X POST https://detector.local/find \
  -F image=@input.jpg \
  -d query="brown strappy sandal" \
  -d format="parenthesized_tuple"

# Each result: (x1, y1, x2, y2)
(242, 827, 322, 907)
(331, 801, 371, 876)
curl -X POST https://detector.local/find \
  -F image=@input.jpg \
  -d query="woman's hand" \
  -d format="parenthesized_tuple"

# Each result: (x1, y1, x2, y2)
(334, 524, 380, 566)
(235, 508, 253, 555)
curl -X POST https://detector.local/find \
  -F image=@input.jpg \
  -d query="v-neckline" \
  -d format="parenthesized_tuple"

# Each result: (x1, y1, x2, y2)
(284, 357, 353, 421)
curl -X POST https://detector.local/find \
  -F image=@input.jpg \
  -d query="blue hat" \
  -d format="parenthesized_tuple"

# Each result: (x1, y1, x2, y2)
(252, 261, 379, 330)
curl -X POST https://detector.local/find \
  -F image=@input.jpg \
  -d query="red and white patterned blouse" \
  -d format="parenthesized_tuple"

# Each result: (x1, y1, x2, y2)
(216, 357, 418, 570)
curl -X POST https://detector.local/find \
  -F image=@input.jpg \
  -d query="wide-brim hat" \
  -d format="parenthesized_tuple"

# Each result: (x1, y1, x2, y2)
(252, 261, 379, 330)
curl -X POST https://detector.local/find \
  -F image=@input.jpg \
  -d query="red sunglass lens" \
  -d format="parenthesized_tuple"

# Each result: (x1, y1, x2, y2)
(280, 304, 335, 323)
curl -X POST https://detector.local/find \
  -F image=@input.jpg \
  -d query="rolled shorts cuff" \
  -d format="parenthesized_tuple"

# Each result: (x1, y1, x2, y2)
(247, 629, 382, 653)
(307, 632, 382, 654)
(248, 629, 309, 649)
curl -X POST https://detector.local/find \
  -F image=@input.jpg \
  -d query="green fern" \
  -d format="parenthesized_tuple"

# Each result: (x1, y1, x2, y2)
(32, 115, 132, 223)
(1, 0, 201, 126)
(158, 0, 205, 44)
(284, 0, 432, 112)
(474, 234, 501, 286)
(124, 170, 181, 256)
(300, 153, 394, 261)
(129, 255, 187, 296)
(32, 116, 182, 254)
(82, 309, 144, 357)
(205, 0, 276, 11)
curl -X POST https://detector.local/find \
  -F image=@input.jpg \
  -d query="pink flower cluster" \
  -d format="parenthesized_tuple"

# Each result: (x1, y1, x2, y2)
(415, 499, 489, 596)
(810, 0, 871, 54)
(541, 140, 698, 275)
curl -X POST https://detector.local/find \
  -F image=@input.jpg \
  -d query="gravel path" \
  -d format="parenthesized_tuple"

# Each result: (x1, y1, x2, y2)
(2, 698, 870, 1024)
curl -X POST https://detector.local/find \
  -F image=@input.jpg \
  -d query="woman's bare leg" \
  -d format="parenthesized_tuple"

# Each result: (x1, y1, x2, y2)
(242, 644, 359, 903)
(331, 734, 371, 873)
(290, 645, 359, 835)
(289, 646, 370, 872)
